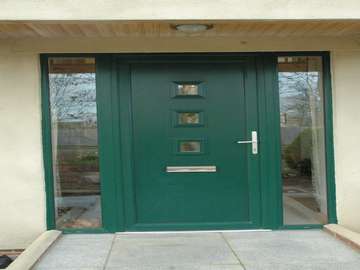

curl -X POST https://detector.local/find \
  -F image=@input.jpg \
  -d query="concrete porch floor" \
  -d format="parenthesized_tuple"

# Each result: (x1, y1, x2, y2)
(34, 230, 360, 270)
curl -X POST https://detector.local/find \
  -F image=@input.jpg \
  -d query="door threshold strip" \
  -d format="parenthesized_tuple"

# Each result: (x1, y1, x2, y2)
(116, 229, 272, 235)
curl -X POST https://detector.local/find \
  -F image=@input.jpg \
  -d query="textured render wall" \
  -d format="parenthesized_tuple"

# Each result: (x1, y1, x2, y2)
(0, 37, 360, 249)
(0, 44, 46, 249)
(1, 0, 360, 20)
(331, 51, 360, 233)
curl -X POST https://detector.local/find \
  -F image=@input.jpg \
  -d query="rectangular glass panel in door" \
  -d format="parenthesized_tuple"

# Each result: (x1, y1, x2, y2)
(129, 61, 260, 229)
(278, 56, 328, 225)
(48, 57, 102, 229)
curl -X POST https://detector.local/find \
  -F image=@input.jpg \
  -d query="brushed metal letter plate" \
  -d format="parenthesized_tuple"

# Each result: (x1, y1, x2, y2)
(166, 166, 216, 173)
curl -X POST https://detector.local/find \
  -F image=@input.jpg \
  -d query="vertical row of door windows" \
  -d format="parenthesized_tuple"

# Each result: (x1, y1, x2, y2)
(47, 57, 102, 229)
(173, 83, 204, 154)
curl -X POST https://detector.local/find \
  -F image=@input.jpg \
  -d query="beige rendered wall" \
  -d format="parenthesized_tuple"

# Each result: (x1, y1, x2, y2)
(1, 0, 360, 20)
(0, 44, 46, 249)
(331, 51, 360, 233)
(0, 36, 360, 249)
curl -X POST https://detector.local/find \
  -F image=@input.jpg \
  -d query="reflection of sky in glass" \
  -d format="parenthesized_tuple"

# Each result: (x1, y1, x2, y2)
(49, 73, 96, 122)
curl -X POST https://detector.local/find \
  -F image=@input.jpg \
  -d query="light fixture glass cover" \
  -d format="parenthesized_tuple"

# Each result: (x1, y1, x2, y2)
(174, 24, 213, 33)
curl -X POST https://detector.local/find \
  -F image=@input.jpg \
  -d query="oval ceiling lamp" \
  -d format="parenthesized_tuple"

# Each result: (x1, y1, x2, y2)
(173, 24, 213, 33)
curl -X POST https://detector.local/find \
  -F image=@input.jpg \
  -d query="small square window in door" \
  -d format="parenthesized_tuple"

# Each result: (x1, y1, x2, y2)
(175, 139, 206, 155)
(179, 112, 199, 124)
(171, 82, 206, 98)
(174, 111, 204, 127)
(178, 84, 198, 95)
(180, 141, 201, 153)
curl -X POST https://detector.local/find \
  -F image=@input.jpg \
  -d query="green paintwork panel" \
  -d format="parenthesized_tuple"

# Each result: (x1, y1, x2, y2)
(124, 60, 261, 230)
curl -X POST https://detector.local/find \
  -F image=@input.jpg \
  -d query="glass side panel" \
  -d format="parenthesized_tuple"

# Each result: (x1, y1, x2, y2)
(178, 112, 200, 124)
(177, 84, 199, 96)
(48, 57, 102, 229)
(278, 56, 328, 225)
(179, 141, 201, 153)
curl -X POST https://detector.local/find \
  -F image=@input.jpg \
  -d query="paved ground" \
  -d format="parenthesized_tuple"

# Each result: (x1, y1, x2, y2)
(34, 230, 360, 270)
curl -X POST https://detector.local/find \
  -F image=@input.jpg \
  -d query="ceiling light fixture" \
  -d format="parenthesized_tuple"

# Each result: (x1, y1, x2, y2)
(173, 24, 213, 33)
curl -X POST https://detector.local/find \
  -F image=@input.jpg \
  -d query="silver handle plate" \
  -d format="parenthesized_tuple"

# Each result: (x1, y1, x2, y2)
(166, 166, 217, 173)
(236, 131, 258, 154)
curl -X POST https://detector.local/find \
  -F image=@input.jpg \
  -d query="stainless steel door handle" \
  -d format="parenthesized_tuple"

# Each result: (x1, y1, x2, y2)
(236, 131, 258, 154)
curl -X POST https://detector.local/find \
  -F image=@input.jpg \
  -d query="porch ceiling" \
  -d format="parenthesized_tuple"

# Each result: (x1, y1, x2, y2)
(1, 21, 360, 39)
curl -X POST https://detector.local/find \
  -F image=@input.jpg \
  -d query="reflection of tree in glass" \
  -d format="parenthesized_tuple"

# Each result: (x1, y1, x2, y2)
(279, 72, 321, 127)
(279, 70, 323, 179)
(284, 128, 312, 176)
(49, 72, 100, 198)
(49, 73, 96, 123)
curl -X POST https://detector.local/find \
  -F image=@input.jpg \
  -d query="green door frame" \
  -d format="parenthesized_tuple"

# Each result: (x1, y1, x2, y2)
(40, 52, 337, 233)
(275, 52, 338, 229)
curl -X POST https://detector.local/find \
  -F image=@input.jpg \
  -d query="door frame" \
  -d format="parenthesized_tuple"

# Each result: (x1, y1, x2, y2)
(40, 52, 337, 233)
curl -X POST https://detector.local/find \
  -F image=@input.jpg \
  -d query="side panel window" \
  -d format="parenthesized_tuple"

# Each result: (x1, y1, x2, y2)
(278, 56, 328, 225)
(48, 57, 102, 229)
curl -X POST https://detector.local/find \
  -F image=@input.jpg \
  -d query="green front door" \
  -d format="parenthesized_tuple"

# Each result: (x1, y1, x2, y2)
(119, 57, 261, 230)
